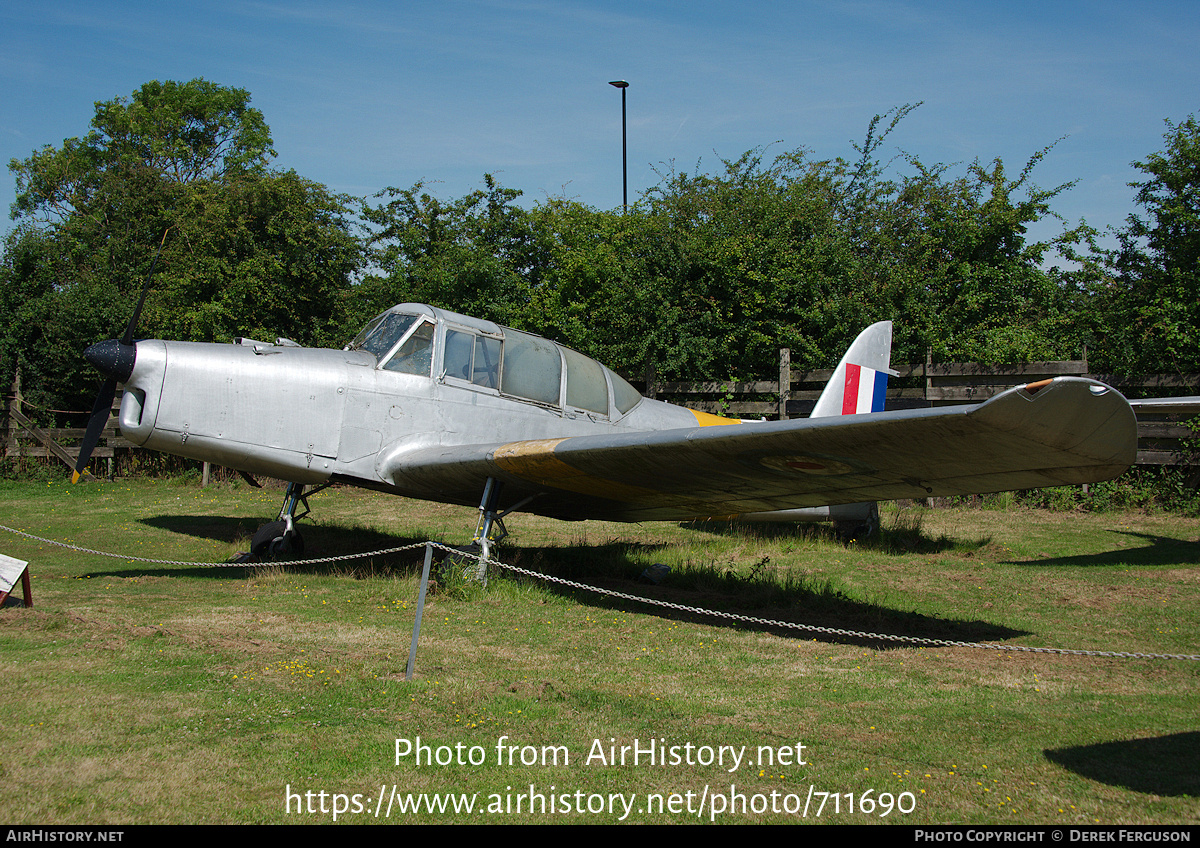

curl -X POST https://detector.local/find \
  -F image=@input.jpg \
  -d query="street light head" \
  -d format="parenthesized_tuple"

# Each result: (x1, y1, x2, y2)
(608, 80, 629, 89)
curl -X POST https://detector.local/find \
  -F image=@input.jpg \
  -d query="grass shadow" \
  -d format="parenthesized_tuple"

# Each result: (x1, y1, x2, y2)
(872, 508, 993, 555)
(1044, 732, 1200, 796)
(138, 513, 258, 544)
(112, 513, 1023, 649)
(493, 538, 1025, 650)
(680, 510, 990, 557)
(79, 515, 439, 580)
(1008, 529, 1200, 568)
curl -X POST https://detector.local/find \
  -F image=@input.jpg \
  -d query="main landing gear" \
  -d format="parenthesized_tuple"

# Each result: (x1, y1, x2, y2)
(244, 477, 532, 570)
(440, 478, 537, 584)
(832, 502, 880, 544)
(251, 482, 330, 560)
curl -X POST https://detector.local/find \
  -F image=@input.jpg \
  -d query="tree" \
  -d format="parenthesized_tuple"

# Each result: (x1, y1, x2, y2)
(1088, 115, 1200, 374)
(356, 174, 537, 328)
(0, 163, 183, 423)
(148, 170, 360, 347)
(1, 80, 356, 426)
(9, 78, 274, 225)
(871, 151, 1081, 364)
(630, 148, 866, 378)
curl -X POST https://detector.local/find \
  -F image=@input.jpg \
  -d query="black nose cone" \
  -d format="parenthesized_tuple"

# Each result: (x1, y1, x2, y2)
(84, 339, 137, 383)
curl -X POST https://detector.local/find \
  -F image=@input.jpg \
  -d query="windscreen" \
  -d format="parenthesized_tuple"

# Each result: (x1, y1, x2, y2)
(349, 313, 419, 364)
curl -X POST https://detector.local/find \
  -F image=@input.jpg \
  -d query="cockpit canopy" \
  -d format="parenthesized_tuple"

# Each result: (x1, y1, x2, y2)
(348, 304, 642, 418)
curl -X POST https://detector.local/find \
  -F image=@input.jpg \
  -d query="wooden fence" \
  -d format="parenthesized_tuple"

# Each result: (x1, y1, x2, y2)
(4, 369, 136, 476)
(647, 350, 1199, 468)
(5, 352, 1199, 472)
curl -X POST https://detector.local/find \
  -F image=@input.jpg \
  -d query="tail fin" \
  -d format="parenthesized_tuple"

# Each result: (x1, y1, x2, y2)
(810, 321, 896, 419)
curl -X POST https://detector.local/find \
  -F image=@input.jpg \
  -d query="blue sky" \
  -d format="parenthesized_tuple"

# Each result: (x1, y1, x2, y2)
(2, 1, 1197, 256)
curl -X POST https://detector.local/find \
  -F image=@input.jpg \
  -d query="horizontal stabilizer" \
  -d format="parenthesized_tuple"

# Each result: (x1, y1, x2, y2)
(1127, 396, 1200, 414)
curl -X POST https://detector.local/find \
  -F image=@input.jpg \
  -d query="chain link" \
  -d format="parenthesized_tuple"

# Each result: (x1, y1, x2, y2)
(3, 523, 1197, 661)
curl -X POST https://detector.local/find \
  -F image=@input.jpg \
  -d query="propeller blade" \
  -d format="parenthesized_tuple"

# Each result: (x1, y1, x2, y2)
(122, 229, 168, 346)
(73, 377, 116, 483)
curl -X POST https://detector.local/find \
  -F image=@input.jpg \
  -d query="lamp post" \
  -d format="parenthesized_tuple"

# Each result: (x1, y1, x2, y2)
(608, 80, 628, 210)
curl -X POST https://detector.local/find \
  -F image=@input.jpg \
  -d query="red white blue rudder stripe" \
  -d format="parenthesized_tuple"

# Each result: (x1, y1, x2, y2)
(841, 363, 889, 414)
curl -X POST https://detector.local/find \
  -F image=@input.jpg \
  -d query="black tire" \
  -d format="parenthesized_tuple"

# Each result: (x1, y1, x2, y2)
(250, 520, 304, 559)
(271, 530, 304, 559)
(251, 520, 286, 556)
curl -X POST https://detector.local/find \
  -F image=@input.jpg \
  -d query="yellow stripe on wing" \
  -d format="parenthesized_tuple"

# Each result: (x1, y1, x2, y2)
(491, 438, 659, 502)
(690, 409, 741, 426)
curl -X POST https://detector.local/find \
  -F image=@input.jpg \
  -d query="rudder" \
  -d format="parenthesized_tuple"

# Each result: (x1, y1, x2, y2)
(810, 321, 896, 419)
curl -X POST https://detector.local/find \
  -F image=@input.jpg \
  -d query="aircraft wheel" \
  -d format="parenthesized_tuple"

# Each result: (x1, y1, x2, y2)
(251, 520, 305, 560)
(270, 530, 304, 559)
(833, 520, 876, 544)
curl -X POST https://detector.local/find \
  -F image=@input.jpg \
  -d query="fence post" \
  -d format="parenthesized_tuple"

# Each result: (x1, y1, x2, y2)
(778, 348, 791, 420)
(924, 348, 934, 507)
(925, 347, 933, 404)
(6, 361, 20, 451)
(644, 361, 657, 400)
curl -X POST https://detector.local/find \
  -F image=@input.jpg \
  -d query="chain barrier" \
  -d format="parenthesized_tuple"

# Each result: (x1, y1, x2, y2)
(0, 522, 428, 568)
(3, 523, 1197, 661)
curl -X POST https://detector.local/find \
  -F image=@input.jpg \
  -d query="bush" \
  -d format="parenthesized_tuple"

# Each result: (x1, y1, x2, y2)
(1016, 467, 1200, 515)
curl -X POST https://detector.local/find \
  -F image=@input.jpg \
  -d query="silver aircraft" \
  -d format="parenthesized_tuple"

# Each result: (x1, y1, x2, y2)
(75, 302, 1139, 559)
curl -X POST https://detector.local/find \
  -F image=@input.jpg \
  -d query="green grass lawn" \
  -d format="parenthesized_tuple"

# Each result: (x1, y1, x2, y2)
(0, 478, 1196, 824)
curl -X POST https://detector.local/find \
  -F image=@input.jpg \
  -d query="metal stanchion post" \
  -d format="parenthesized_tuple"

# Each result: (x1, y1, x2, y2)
(406, 543, 434, 680)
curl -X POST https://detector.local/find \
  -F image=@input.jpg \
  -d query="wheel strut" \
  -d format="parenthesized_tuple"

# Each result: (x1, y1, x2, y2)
(278, 482, 309, 536)
(466, 478, 539, 582)
(472, 478, 506, 579)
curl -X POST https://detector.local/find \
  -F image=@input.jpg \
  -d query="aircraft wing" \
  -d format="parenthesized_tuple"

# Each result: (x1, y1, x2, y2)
(379, 377, 1136, 522)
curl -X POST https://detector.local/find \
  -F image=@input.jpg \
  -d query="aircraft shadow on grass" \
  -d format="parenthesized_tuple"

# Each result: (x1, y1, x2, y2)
(1005, 529, 1200, 569)
(1043, 731, 1200, 797)
(125, 514, 432, 579)
(499, 540, 1026, 649)
(78, 514, 1032, 650)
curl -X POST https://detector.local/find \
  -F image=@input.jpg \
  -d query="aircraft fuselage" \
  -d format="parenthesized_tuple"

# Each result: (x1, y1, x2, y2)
(114, 304, 713, 508)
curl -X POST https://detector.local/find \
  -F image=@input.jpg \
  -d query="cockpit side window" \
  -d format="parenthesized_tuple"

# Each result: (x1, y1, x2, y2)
(472, 336, 501, 389)
(609, 368, 643, 414)
(500, 330, 562, 405)
(563, 346, 609, 415)
(444, 330, 474, 381)
(382, 320, 435, 376)
(444, 329, 502, 389)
